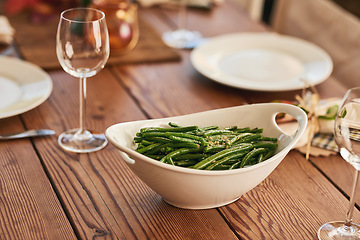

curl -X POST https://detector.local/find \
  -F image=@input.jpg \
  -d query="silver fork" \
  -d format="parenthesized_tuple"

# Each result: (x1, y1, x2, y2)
(0, 129, 55, 140)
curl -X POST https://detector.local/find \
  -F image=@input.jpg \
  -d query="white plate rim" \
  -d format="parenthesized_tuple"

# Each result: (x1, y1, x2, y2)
(190, 32, 333, 91)
(0, 56, 53, 119)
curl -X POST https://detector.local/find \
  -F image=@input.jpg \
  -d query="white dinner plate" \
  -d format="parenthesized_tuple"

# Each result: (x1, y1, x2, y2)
(190, 33, 333, 91)
(0, 56, 53, 119)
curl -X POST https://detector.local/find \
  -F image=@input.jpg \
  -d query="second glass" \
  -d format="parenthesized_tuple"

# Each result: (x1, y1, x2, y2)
(162, 0, 203, 49)
(56, 8, 110, 153)
(318, 87, 360, 239)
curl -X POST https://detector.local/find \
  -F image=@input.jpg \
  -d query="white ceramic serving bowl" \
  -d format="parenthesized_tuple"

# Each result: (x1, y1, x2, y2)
(106, 103, 307, 209)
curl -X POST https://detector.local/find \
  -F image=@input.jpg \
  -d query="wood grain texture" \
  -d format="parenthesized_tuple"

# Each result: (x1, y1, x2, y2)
(0, 118, 76, 239)
(311, 154, 360, 207)
(114, 6, 263, 118)
(221, 151, 360, 239)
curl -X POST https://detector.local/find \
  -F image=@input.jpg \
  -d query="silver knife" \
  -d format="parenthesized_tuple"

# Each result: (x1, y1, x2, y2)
(0, 129, 55, 140)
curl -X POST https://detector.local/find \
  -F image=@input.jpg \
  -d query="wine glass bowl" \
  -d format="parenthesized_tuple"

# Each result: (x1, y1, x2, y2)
(162, 0, 203, 49)
(335, 99, 360, 170)
(162, 28, 202, 49)
(56, 8, 110, 153)
(318, 87, 360, 239)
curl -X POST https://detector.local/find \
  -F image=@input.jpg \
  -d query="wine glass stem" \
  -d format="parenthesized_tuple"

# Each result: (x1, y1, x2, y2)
(79, 77, 87, 134)
(345, 170, 360, 225)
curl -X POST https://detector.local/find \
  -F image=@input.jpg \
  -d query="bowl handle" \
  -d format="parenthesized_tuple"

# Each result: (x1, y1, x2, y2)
(119, 151, 136, 164)
(269, 103, 308, 142)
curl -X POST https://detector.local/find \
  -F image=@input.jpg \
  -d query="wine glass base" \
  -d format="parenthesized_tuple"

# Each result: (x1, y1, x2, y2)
(318, 221, 360, 239)
(162, 29, 203, 49)
(58, 128, 108, 153)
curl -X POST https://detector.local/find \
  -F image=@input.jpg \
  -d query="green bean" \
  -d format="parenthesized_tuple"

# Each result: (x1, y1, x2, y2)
(134, 123, 278, 170)
(140, 139, 153, 146)
(197, 125, 219, 132)
(174, 159, 198, 167)
(144, 154, 165, 160)
(249, 127, 263, 133)
(236, 134, 262, 143)
(245, 157, 258, 167)
(148, 142, 200, 155)
(192, 143, 253, 170)
(136, 143, 162, 154)
(142, 136, 172, 143)
(252, 142, 278, 149)
(257, 153, 265, 163)
(226, 133, 253, 145)
(173, 153, 208, 160)
(166, 132, 206, 145)
(168, 122, 181, 128)
(168, 142, 201, 148)
(161, 148, 200, 163)
(153, 142, 200, 153)
(140, 132, 168, 138)
(205, 151, 247, 170)
(240, 148, 268, 168)
(134, 137, 143, 143)
(167, 135, 202, 145)
(229, 161, 241, 170)
(144, 143, 170, 155)
(234, 127, 251, 133)
(203, 129, 232, 137)
(260, 137, 278, 142)
(225, 126, 238, 131)
(205, 134, 233, 144)
(204, 144, 227, 153)
(260, 149, 276, 162)
(140, 126, 198, 133)
(224, 158, 240, 164)
(167, 157, 175, 165)
(138, 143, 152, 149)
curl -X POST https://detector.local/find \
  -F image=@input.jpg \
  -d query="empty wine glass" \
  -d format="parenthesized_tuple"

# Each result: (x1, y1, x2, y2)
(162, 0, 203, 49)
(56, 8, 110, 153)
(318, 87, 360, 239)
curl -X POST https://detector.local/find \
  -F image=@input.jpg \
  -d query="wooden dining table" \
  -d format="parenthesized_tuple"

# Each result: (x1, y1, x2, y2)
(1, 1, 360, 239)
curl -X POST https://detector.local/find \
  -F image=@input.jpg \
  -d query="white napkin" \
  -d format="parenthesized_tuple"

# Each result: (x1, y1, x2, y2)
(0, 16, 14, 44)
(279, 97, 341, 153)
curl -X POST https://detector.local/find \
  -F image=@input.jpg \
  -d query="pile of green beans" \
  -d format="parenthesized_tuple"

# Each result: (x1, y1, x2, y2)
(134, 122, 278, 170)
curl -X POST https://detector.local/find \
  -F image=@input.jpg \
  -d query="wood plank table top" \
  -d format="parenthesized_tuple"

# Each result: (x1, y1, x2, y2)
(1, 1, 359, 239)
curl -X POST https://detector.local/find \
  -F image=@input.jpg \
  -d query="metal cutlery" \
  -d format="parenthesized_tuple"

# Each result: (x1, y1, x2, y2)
(0, 129, 55, 140)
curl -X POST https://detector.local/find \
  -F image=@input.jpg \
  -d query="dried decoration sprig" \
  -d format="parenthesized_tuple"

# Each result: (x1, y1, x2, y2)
(295, 80, 320, 160)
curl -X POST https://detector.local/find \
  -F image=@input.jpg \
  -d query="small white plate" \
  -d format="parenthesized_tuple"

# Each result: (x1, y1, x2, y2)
(190, 33, 333, 91)
(0, 56, 53, 119)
